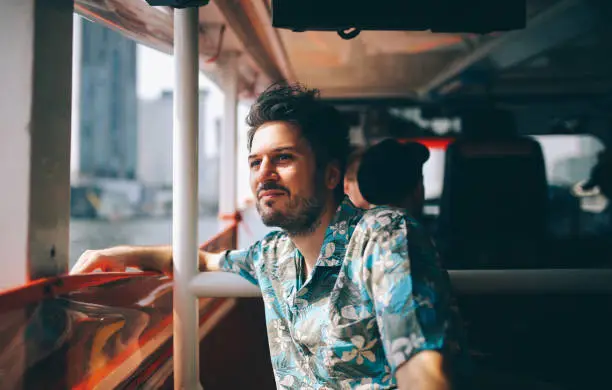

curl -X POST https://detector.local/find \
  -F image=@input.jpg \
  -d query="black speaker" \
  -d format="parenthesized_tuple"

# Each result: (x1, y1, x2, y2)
(146, 0, 210, 7)
(272, 0, 525, 35)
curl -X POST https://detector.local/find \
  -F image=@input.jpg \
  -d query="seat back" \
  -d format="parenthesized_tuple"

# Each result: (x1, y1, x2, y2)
(439, 136, 549, 268)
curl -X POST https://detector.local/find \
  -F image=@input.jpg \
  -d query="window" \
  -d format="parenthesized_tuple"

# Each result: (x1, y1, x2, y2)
(534, 134, 609, 239)
(70, 17, 224, 267)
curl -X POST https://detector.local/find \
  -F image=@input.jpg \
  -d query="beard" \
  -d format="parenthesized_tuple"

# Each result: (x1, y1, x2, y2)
(255, 174, 327, 236)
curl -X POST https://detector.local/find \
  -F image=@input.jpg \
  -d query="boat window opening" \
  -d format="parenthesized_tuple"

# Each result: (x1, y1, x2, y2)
(410, 131, 610, 269)
(379, 106, 609, 241)
(69, 16, 231, 269)
(360, 102, 610, 270)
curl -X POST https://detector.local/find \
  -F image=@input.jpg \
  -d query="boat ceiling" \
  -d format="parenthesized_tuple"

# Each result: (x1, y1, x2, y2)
(76, 0, 612, 103)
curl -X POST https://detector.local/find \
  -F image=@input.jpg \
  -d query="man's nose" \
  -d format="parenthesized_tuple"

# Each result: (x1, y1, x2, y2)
(258, 158, 279, 182)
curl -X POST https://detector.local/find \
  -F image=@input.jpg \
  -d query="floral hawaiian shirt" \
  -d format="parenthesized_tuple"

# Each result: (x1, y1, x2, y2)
(219, 197, 467, 389)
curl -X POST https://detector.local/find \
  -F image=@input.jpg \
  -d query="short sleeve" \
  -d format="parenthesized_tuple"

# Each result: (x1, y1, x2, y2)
(363, 215, 451, 374)
(218, 243, 262, 286)
(217, 231, 284, 286)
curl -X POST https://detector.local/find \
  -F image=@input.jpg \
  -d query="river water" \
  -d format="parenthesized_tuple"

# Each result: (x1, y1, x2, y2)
(69, 216, 220, 267)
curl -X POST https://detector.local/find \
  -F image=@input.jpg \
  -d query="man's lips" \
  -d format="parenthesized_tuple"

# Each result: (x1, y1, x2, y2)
(258, 190, 287, 199)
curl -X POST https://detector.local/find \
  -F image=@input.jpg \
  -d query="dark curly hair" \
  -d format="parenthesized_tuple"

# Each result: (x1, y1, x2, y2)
(246, 83, 350, 201)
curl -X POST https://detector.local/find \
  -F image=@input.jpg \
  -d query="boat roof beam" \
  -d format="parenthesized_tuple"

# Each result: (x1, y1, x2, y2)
(419, 0, 598, 100)
(250, 0, 296, 82)
(214, 0, 284, 84)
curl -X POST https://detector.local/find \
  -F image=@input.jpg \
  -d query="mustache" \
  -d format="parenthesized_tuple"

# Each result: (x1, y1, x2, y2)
(257, 182, 290, 197)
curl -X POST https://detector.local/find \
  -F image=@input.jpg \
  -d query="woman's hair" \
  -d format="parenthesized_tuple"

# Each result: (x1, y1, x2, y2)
(345, 146, 365, 182)
(357, 139, 429, 206)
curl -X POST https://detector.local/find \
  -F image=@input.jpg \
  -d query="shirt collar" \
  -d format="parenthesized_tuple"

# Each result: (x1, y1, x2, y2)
(316, 196, 364, 267)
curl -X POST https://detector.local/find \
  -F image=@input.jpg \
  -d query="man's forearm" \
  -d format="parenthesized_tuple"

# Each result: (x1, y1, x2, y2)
(104, 245, 222, 273)
(71, 244, 225, 275)
(396, 351, 450, 390)
(97, 245, 173, 273)
(140, 246, 223, 272)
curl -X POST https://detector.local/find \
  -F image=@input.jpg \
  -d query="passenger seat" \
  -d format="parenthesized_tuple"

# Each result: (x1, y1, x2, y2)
(438, 112, 549, 269)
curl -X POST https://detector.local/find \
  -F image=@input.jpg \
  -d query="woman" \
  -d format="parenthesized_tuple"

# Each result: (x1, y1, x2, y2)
(357, 138, 430, 220)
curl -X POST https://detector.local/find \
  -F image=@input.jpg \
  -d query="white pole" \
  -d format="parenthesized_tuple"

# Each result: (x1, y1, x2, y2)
(187, 269, 612, 297)
(190, 272, 263, 297)
(70, 14, 82, 181)
(219, 53, 238, 220)
(173, 7, 200, 390)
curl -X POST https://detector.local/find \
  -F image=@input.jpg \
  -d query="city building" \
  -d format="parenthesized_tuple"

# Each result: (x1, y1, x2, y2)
(78, 19, 138, 179)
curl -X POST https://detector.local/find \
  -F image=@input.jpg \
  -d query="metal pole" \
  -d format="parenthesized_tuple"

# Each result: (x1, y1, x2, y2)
(173, 6, 200, 390)
(71, 14, 82, 183)
(219, 53, 238, 222)
(190, 272, 263, 297)
(188, 269, 612, 297)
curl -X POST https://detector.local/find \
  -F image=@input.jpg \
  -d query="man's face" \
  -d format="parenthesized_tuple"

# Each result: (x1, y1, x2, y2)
(344, 175, 370, 209)
(248, 121, 329, 235)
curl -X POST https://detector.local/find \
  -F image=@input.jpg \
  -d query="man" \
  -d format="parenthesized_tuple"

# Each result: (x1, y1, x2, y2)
(343, 146, 372, 209)
(579, 147, 612, 237)
(357, 139, 430, 220)
(72, 83, 464, 389)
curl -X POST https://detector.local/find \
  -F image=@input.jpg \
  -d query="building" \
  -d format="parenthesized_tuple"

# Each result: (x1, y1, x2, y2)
(78, 19, 138, 179)
(137, 91, 174, 186)
(138, 90, 219, 214)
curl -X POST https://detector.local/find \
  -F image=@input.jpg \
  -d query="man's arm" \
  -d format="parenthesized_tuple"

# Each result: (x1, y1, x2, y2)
(70, 245, 224, 275)
(70, 231, 283, 283)
(395, 350, 449, 390)
(361, 212, 455, 389)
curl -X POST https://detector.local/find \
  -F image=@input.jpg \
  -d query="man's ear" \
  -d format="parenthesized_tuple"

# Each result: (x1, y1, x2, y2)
(326, 162, 342, 191)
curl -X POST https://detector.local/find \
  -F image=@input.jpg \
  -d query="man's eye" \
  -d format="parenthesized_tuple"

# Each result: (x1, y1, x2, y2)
(277, 154, 292, 162)
(250, 160, 261, 168)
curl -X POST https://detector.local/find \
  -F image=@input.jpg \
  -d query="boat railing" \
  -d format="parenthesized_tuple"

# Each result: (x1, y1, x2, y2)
(0, 223, 240, 390)
(188, 267, 612, 298)
(3, 215, 612, 389)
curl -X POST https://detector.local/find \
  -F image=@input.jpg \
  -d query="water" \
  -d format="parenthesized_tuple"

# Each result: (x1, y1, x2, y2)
(69, 217, 220, 267)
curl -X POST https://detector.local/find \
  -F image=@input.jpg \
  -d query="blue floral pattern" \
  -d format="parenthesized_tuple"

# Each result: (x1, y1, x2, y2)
(220, 198, 466, 389)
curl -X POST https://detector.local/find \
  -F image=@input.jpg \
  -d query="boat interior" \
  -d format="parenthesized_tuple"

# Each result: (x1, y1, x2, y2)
(1, 0, 611, 389)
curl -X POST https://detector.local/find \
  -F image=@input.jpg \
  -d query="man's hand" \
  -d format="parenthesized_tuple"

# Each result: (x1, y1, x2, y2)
(396, 350, 450, 390)
(70, 245, 223, 275)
